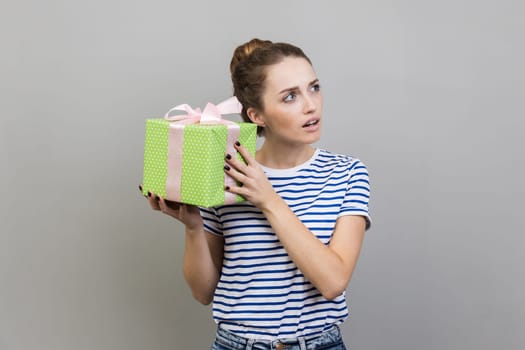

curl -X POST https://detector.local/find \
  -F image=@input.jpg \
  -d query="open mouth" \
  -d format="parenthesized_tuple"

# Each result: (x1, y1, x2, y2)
(302, 119, 320, 127)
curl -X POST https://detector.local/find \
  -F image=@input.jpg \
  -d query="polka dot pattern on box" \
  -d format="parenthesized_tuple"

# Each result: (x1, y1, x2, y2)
(142, 120, 169, 198)
(181, 125, 228, 206)
(141, 120, 258, 207)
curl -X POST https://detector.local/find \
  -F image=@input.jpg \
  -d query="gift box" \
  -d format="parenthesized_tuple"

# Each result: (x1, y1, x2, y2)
(142, 97, 257, 207)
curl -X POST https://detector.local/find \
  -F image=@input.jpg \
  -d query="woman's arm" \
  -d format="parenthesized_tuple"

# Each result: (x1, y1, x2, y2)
(261, 200, 366, 300)
(183, 227, 224, 305)
(143, 191, 223, 305)
(224, 146, 367, 300)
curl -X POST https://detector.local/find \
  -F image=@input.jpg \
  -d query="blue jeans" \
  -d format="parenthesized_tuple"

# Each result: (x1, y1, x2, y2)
(211, 325, 347, 350)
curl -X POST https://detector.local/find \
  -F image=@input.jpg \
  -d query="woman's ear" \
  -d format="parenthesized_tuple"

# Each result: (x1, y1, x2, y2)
(246, 107, 266, 127)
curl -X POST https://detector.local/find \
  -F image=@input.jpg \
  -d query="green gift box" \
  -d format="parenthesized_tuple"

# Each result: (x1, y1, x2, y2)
(142, 98, 257, 207)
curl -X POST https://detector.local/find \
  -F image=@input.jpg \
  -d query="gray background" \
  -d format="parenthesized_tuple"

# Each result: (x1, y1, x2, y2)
(1, 0, 524, 349)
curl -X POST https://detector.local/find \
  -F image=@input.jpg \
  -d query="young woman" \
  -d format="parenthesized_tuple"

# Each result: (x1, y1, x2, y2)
(143, 39, 371, 350)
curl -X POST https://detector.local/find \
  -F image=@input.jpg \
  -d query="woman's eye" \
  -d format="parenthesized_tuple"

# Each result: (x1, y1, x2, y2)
(283, 92, 296, 102)
(311, 83, 321, 92)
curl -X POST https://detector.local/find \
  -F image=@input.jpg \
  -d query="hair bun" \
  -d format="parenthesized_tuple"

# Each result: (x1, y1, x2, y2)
(230, 38, 273, 74)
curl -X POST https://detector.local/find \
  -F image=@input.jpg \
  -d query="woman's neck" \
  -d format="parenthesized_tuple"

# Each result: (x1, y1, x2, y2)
(255, 141, 316, 169)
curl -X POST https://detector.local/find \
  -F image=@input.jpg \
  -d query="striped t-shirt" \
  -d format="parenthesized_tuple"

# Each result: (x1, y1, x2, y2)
(200, 148, 371, 340)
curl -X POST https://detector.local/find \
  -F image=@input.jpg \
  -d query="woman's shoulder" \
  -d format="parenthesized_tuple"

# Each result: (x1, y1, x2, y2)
(316, 148, 367, 168)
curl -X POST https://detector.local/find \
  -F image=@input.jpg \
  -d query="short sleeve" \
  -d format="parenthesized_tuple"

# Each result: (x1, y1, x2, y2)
(338, 159, 372, 230)
(199, 207, 223, 236)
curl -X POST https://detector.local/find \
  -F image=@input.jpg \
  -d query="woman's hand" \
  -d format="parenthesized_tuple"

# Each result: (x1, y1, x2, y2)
(139, 186, 203, 231)
(223, 142, 279, 210)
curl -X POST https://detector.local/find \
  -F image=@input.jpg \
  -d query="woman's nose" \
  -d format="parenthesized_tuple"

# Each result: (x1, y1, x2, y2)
(303, 95, 316, 114)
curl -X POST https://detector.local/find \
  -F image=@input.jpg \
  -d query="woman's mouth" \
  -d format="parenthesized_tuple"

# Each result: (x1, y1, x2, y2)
(302, 118, 320, 128)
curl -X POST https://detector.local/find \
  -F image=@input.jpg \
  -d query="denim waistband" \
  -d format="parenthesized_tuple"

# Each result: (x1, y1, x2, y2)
(213, 324, 344, 350)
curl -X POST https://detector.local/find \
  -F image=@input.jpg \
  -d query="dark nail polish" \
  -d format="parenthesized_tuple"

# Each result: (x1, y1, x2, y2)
(224, 164, 230, 171)
(224, 186, 230, 191)
(225, 153, 232, 160)
(235, 141, 241, 146)
(147, 191, 152, 197)
(139, 185, 143, 192)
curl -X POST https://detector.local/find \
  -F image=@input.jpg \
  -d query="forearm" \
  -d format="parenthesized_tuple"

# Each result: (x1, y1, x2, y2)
(261, 195, 363, 300)
(222, 143, 366, 299)
(182, 227, 221, 305)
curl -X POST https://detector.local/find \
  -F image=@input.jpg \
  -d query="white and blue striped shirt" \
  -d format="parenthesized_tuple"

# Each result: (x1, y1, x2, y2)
(200, 148, 371, 340)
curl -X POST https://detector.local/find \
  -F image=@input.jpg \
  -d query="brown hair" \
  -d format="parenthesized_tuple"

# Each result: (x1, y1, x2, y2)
(230, 38, 312, 135)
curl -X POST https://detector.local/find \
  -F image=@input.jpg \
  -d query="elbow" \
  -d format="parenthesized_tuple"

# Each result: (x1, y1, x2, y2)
(183, 268, 217, 305)
(191, 290, 214, 305)
(321, 287, 346, 301)
(319, 279, 349, 301)
(183, 275, 215, 305)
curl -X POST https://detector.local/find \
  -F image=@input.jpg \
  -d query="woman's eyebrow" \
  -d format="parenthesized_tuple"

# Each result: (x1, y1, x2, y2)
(278, 78, 319, 94)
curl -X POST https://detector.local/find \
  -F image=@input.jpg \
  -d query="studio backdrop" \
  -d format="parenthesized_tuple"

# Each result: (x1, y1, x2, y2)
(1, 1, 524, 349)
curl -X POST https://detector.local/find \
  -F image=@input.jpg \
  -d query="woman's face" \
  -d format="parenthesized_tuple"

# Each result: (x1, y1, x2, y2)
(250, 56, 323, 146)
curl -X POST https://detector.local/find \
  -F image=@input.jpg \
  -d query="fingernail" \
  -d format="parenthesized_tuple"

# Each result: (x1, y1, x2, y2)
(235, 141, 241, 146)
(224, 186, 230, 191)
(225, 153, 232, 160)
(224, 164, 231, 171)
(139, 185, 143, 192)
(147, 191, 152, 197)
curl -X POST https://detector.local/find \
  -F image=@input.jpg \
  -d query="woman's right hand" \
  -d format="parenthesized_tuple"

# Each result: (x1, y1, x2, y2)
(140, 185, 203, 230)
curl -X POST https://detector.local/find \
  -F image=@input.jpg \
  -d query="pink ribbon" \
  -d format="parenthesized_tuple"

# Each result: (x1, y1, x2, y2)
(164, 96, 243, 124)
(164, 97, 242, 205)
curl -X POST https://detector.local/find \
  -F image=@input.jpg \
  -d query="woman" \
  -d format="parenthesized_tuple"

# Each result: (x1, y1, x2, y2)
(143, 39, 371, 350)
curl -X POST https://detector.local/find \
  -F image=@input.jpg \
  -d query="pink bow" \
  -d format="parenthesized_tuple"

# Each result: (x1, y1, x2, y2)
(164, 96, 242, 125)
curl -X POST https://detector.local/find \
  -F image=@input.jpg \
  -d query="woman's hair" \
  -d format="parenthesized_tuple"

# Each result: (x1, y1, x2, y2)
(230, 38, 312, 135)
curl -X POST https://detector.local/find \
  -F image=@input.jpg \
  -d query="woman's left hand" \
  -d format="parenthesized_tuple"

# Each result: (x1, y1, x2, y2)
(224, 142, 279, 209)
